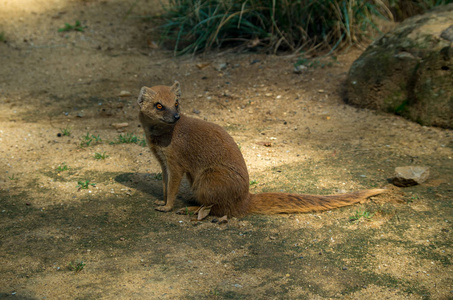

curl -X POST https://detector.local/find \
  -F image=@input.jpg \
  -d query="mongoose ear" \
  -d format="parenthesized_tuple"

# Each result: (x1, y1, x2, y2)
(137, 87, 156, 108)
(171, 81, 181, 98)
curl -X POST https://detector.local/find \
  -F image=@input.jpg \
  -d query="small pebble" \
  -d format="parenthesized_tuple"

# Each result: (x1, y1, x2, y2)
(293, 64, 308, 74)
(119, 90, 132, 97)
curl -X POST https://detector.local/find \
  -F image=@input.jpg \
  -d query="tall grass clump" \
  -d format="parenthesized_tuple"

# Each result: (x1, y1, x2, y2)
(159, 0, 394, 55)
(159, 0, 450, 55)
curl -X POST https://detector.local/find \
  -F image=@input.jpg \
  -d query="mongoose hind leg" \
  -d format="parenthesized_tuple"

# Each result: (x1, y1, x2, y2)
(193, 167, 250, 217)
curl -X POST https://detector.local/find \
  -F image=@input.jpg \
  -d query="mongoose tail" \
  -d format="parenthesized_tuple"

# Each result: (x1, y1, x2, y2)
(248, 189, 386, 214)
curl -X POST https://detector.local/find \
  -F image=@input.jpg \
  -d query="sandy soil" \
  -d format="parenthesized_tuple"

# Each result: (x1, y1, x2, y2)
(0, 0, 452, 299)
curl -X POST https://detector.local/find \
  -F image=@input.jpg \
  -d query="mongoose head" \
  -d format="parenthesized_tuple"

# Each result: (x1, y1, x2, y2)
(137, 81, 181, 124)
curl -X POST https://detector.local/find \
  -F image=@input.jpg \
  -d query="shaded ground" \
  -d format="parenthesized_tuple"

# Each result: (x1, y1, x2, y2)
(0, 0, 452, 299)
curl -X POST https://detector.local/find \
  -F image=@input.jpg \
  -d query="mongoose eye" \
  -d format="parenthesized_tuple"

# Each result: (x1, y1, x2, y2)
(156, 103, 164, 110)
(175, 101, 179, 108)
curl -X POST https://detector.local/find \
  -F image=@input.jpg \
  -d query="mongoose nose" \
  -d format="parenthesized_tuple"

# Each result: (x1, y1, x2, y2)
(174, 113, 180, 120)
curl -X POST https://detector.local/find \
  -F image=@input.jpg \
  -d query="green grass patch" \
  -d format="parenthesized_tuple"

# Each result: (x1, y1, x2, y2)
(58, 20, 86, 32)
(94, 152, 109, 160)
(59, 125, 71, 136)
(68, 260, 86, 273)
(77, 180, 96, 190)
(111, 133, 147, 146)
(349, 209, 374, 224)
(80, 132, 102, 147)
(57, 163, 69, 172)
(8, 174, 18, 181)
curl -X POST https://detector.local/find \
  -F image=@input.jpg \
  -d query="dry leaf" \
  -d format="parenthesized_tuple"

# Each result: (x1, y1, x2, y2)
(197, 205, 214, 220)
(147, 39, 159, 49)
(218, 215, 228, 224)
(247, 37, 260, 48)
(196, 62, 211, 70)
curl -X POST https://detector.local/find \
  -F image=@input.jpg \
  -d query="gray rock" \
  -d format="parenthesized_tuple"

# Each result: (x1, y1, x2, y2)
(347, 4, 453, 128)
(293, 64, 308, 74)
(214, 62, 227, 71)
(392, 166, 430, 187)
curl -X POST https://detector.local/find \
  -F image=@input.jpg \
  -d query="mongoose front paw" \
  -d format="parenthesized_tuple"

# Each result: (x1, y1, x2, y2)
(155, 205, 173, 212)
(154, 200, 166, 206)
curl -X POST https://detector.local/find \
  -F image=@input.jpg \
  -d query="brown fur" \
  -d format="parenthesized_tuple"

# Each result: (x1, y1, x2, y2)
(138, 82, 385, 218)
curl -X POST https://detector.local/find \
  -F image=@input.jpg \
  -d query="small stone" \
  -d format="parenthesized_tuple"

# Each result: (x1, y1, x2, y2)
(193, 109, 200, 114)
(293, 64, 308, 74)
(111, 122, 129, 130)
(440, 25, 453, 42)
(214, 62, 227, 71)
(119, 90, 132, 97)
(76, 112, 84, 118)
(392, 166, 430, 187)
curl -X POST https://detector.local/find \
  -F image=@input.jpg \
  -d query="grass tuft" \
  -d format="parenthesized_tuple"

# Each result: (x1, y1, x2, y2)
(111, 133, 147, 147)
(57, 163, 69, 172)
(58, 21, 86, 32)
(59, 125, 71, 137)
(80, 132, 102, 147)
(77, 180, 96, 190)
(94, 152, 109, 160)
(349, 209, 374, 224)
(68, 260, 86, 273)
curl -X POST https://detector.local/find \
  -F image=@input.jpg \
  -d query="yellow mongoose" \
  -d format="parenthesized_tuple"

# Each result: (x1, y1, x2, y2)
(138, 81, 384, 218)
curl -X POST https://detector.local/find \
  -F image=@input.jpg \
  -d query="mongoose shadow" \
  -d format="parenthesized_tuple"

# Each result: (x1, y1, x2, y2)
(114, 172, 198, 207)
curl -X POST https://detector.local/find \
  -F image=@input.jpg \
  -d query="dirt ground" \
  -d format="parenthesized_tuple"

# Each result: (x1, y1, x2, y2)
(0, 0, 452, 299)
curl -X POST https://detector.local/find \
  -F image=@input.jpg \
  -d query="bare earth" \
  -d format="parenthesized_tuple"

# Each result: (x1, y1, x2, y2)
(0, 1, 452, 299)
